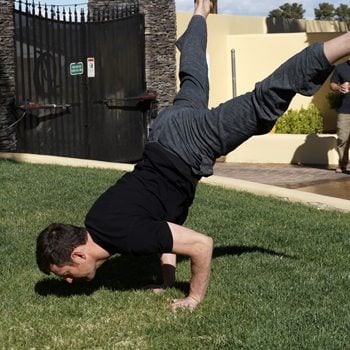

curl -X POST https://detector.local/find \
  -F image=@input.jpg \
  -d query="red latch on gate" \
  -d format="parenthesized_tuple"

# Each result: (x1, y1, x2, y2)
(139, 91, 157, 102)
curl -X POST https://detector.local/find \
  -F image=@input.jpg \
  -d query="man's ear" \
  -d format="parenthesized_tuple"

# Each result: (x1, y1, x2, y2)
(71, 249, 86, 263)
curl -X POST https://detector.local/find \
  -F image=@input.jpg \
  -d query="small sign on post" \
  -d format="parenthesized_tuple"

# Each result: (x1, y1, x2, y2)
(87, 57, 95, 78)
(70, 62, 84, 76)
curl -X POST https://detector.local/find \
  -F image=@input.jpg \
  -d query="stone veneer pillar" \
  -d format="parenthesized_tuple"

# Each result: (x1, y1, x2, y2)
(88, 0, 177, 112)
(0, 0, 16, 151)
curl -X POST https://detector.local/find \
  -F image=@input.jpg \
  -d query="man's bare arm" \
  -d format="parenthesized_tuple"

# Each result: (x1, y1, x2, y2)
(168, 222, 213, 310)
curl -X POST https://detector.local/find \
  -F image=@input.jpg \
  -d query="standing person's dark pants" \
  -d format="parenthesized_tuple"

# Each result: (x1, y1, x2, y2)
(149, 15, 333, 177)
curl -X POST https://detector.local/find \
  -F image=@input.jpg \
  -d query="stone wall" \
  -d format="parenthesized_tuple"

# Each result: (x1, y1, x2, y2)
(89, 0, 177, 112)
(0, 0, 16, 151)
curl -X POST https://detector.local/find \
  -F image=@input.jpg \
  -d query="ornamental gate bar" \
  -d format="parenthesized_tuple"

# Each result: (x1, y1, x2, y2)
(14, 0, 152, 163)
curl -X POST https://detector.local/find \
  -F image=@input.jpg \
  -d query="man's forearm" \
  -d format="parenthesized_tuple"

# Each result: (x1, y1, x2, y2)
(188, 239, 213, 303)
(168, 222, 213, 310)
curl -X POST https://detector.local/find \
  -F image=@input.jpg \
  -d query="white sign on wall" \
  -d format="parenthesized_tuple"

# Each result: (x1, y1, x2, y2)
(87, 57, 95, 78)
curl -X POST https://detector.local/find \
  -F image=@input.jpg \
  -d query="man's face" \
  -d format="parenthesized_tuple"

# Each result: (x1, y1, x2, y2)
(50, 254, 97, 284)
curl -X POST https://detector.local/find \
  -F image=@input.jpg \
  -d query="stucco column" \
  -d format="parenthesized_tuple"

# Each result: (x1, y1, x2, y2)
(0, 0, 16, 151)
(88, 0, 177, 112)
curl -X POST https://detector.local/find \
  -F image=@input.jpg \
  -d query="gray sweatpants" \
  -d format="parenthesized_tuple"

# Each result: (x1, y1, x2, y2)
(148, 15, 333, 177)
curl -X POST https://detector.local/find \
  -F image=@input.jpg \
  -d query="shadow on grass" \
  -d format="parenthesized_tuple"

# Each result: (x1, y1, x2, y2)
(35, 254, 166, 297)
(34, 245, 295, 297)
(213, 245, 296, 259)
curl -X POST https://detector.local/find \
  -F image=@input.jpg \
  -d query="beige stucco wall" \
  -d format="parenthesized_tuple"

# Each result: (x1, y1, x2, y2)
(176, 12, 344, 132)
(225, 133, 338, 165)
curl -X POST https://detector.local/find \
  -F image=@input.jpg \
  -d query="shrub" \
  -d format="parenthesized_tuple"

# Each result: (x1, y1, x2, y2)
(326, 92, 341, 110)
(275, 104, 323, 134)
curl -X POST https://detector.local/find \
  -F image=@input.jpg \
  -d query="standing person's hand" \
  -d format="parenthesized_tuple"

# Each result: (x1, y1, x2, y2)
(339, 82, 350, 94)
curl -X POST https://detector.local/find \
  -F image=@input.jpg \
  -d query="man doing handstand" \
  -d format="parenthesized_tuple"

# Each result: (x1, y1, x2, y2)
(37, 0, 347, 310)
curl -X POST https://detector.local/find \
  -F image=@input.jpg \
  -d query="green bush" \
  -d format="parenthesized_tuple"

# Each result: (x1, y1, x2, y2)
(326, 92, 341, 110)
(275, 104, 323, 134)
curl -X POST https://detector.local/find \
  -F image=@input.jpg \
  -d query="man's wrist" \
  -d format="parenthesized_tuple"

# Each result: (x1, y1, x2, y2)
(188, 295, 201, 304)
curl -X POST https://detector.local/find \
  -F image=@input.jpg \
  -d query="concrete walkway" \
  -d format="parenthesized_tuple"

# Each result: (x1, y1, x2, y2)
(208, 162, 350, 212)
(1, 152, 350, 212)
(214, 162, 350, 196)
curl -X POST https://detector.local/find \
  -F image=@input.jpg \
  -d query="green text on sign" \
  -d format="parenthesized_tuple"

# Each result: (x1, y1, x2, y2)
(70, 62, 84, 76)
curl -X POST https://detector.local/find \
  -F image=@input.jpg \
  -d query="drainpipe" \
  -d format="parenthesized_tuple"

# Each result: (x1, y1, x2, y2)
(231, 48, 237, 98)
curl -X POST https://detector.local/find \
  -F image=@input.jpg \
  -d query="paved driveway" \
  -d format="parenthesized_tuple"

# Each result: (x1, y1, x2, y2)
(213, 163, 350, 201)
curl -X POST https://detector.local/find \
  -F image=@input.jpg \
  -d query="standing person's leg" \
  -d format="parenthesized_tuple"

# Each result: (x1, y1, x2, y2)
(336, 113, 350, 172)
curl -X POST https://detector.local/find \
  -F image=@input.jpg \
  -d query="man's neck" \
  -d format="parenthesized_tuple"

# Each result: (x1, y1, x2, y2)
(86, 231, 111, 267)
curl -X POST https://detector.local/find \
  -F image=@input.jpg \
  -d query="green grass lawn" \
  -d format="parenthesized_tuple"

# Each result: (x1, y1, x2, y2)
(1, 160, 349, 349)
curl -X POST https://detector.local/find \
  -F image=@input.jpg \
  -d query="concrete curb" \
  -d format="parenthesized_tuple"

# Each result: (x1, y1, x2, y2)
(202, 175, 350, 212)
(1, 152, 350, 213)
(0, 152, 135, 172)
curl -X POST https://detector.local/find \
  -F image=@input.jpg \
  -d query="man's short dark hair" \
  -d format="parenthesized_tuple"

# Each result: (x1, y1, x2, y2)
(36, 223, 87, 275)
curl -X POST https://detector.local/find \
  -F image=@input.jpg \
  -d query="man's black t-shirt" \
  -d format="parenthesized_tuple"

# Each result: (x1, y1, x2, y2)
(84, 142, 198, 256)
(330, 61, 350, 113)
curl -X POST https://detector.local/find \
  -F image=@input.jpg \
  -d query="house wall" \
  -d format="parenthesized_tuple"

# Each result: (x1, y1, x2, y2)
(225, 133, 338, 165)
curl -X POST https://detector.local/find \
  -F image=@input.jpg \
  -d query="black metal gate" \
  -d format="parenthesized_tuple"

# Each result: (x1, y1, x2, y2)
(14, 1, 150, 163)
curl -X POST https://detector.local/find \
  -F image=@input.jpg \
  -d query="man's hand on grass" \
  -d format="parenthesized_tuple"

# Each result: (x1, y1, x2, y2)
(171, 296, 200, 311)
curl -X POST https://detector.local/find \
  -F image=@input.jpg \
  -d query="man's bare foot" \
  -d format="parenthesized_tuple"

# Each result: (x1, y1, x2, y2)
(194, 0, 212, 19)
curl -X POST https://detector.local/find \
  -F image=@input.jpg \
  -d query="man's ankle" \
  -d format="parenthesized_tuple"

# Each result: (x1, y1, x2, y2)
(194, 0, 211, 19)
